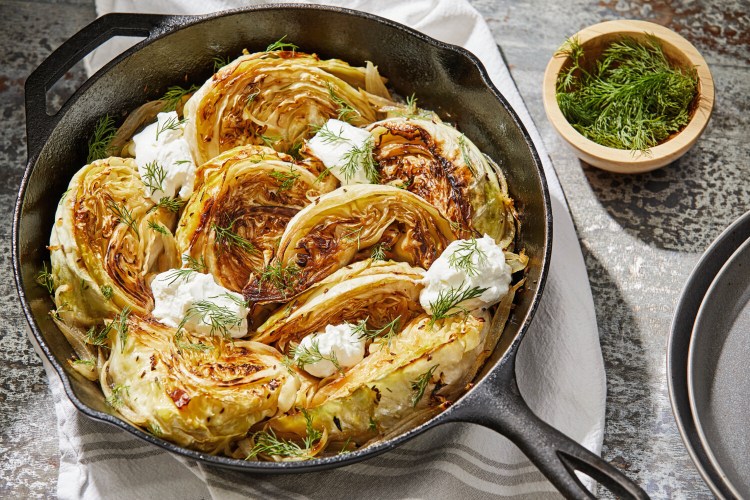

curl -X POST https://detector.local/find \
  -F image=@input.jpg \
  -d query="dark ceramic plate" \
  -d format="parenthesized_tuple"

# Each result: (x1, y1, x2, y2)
(689, 236, 750, 498)
(669, 210, 750, 499)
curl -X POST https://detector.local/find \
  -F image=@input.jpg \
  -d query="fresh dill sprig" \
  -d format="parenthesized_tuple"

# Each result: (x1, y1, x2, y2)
(164, 254, 207, 285)
(72, 358, 95, 368)
(266, 35, 299, 53)
(458, 134, 477, 175)
(36, 262, 55, 294)
(286, 141, 303, 160)
(147, 422, 163, 437)
(179, 300, 242, 339)
(259, 261, 300, 295)
(100, 284, 114, 300)
(270, 166, 300, 191)
(411, 365, 438, 407)
(155, 115, 185, 140)
(370, 242, 389, 261)
(555, 35, 698, 152)
(212, 219, 256, 255)
(340, 137, 379, 183)
(213, 292, 249, 309)
(174, 330, 212, 353)
(86, 321, 114, 346)
(148, 196, 185, 214)
(213, 55, 231, 72)
(148, 220, 169, 235)
(397, 93, 432, 119)
(247, 410, 321, 460)
(350, 316, 401, 345)
(428, 283, 488, 325)
(314, 124, 347, 144)
(160, 84, 199, 112)
(259, 133, 280, 148)
(327, 84, 359, 123)
(447, 237, 487, 277)
(142, 161, 167, 195)
(289, 338, 342, 372)
(107, 200, 140, 240)
(87, 115, 117, 163)
(115, 306, 131, 353)
(106, 384, 129, 408)
(341, 226, 364, 248)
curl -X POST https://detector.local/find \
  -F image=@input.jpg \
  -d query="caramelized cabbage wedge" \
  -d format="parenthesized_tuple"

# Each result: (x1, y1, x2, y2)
(49, 157, 179, 377)
(183, 50, 399, 165)
(256, 312, 491, 449)
(102, 314, 304, 454)
(370, 117, 517, 248)
(176, 145, 334, 292)
(253, 260, 424, 349)
(244, 184, 456, 306)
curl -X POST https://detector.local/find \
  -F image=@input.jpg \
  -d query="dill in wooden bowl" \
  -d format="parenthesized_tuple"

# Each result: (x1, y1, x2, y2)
(542, 20, 714, 174)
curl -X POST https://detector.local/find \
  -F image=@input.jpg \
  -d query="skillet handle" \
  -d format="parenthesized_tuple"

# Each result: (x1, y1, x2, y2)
(447, 362, 649, 499)
(24, 13, 173, 160)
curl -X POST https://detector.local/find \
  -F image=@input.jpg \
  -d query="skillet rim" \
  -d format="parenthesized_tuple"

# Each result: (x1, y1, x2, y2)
(13, 3, 552, 472)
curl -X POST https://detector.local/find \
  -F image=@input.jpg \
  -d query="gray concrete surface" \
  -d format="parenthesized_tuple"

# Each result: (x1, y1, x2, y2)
(2, 0, 748, 497)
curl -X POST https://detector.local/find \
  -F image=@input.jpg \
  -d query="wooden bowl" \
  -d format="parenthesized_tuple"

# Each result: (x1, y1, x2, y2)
(542, 19, 714, 174)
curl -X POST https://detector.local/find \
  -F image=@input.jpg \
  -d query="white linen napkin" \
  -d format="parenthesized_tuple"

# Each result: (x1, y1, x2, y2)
(44, 1, 606, 498)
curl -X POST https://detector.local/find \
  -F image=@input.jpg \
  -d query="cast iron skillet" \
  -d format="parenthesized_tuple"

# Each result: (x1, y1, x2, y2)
(13, 5, 647, 498)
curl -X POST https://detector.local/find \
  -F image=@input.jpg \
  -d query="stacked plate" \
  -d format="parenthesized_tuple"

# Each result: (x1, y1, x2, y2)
(669, 211, 750, 498)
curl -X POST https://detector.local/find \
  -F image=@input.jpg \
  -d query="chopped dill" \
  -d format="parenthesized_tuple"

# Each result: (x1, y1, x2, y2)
(289, 338, 341, 372)
(270, 166, 300, 191)
(246, 410, 321, 460)
(286, 141, 303, 160)
(259, 261, 300, 295)
(340, 137, 379, 183)
(259, 133, 280, 148)
(72, 358, 95, 368)
(350, 316, 401, 345)
(155, 115, 184, 140)
(266, 35, 299, 53)
(142, 160, 167, 196)
(87, 115, 117, 163)
(107, 200, 140, 240)
(213, 55, 231, 72)
(179, 300, 241, 339)
(555, 35, 698, 152)
(411, 365, 438, 407)
(86, 321, 113, 347)
(174, 330, 212, 353)
(115, 306, 131, 353)
(36, 262, 55, 294)
(458, 134, 477, 175)
(148, 220, 169, 235)
(328, 84, 359, 123)
(212, 219, 256, 255)
(164, 254, 207, 285)
(160, 84, 199, 112)
(100, 284, 114, 300)
(341, 226, 364, 248)
(370, 242, 389, 261)
(106, 384, 129, 408)
(428, 283, 488, 325)
(447, 237, 487, 277)
(147, 422, 163, 437)
(148, 196, 184, 214)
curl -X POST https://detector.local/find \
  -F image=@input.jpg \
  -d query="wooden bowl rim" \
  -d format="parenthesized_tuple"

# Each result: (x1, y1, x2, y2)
(542, 19, 714, 174)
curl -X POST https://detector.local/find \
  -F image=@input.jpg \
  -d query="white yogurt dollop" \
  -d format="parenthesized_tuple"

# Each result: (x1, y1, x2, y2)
(307, 119, 374, 185)
(420, 234, 512, 315)
(151, 270, 248, 338)
(133, 111, 196, 203)
(295, 323, 366, 378)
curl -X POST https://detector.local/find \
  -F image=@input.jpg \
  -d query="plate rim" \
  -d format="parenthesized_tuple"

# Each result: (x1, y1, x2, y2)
(668, 209, 750, 499)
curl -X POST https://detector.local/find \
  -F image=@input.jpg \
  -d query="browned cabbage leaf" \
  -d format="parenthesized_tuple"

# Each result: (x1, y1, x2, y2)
(243, 184, 456, 308)
(175, 145, 334, 292)
(370, 117, 517, 248)
(183, 50, 398, 165)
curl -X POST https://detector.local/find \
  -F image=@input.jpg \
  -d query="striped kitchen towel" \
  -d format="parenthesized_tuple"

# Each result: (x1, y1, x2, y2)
(46, 0, 606, 498)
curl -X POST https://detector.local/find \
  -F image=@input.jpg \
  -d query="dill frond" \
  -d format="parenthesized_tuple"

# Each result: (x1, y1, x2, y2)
(370, 242, 389, 261)
(270, 166, 301, 191)
(428, 283, 488, 325)
(266, 35, 299, 53)
(288, 338, 341, 372)
(160, 84, 199, 112)
(212, 219, 256, 255)
(164, 254, 207, 285)
(87, 115, 117, 163)
(328, 84, 359, 123)
(155, 115, 184, 140)
(259, 261, 300, 295)
(36, 262, 55, 294)
(100, 284, 114, 300)
(148, 220, 169, 235)
(142, 160, 167, 196)
(213, 55, 231, 72)
(179, 300, 242, 339)
(411, 365, 438, 407)
(106, 384, 129, 408)
(106, 200, 140, 240)
(447, 237, 488, 277)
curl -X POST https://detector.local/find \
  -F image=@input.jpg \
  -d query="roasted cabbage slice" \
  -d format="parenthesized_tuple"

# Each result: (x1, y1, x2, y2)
(102, 314, 304, 454)
(256, 312, 490, 450)
(369, 118, 517, 248)
(49, 157, 179, 371)
(175, 145, 333, 292)
(183, 50, 396, 165)
(244, 184, 456, 306)
(253, 260, 424, 349)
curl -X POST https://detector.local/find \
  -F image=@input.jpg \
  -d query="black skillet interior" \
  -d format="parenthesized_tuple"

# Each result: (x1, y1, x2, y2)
(15, 5, 646, 499)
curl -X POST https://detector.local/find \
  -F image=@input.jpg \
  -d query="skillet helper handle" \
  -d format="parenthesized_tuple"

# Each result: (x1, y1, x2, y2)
(24, 13, 171, 160)
(451, 365, 649, 499)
